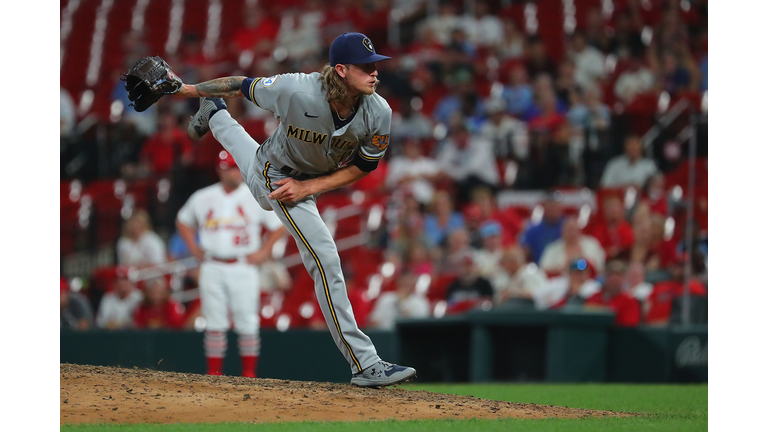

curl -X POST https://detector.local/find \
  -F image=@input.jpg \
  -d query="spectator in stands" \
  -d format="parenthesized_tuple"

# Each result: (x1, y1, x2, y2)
(419, 0, 462, 46)
(388, 192, 429, 255)
(133, 277, 185, 330)
(600, 135, 659, 188)
(520, 193, 566, 264)
(117, 209, 167, 268)
(494, 246, 548, 305)
(629, 214, 677, 271)
(639, 173, 669, 217)
(139, 111, 193, 178)
(60, 88, 76, 138)
(496, 19, 526, 61)
(436, 124, 499, 204)
(583, 6, 611, 52)
(608, 12, 645, 60)
(386, 137, 445, 205)
(659, 50, 693, 95)
(368, 271, 430, 330)
(501, 64, 535, 118)
(434, 227, 473, 276)
(677, 219, 708, 274)
(535, 259, 601, 310)
(584, 260, 641, 327)
(568, 31, 606, 91)
(540, 216, 606, 276)
(445, 27, 477, 64)
(526, 74, 569, 121)
(614, 54, 656, 105)
(479, 98, 529, 162)
(167, 230, 196, 261)
(525, 37, 559, 79)
(319, 0, 365, 48)
(473, 221, 505, 284)
(423, 190, 465, 248)
(95, 267, 143, 330)
(433, 71, 480, 125)
(391, 101, 434, 142)
(60, 277, 93, 330)
(567, 87, 611, 137)
(445, 252, 495, 310)
(554, 59, 579, 108)
(626, 261, 654, 303)
(275, 0, 323, 64)
(586, 195, 635, 261)
(462, 1, 504, 47)
(229, 3, 280, 63)
(259, 258, 293, 294)
(644, 253, 707, 326)
(528, 89, 568, 136)
(404, 242, 435, 276)
(470, 187, 523, 247)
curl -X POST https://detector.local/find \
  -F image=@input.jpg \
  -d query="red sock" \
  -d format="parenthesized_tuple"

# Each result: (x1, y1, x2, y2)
(207, 357, 224, 376)
(241, 355, 258, 378)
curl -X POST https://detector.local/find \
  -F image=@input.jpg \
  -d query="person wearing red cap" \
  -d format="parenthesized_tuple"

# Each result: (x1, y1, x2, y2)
(176, 151, 286, 378)
(95, 267, 143, 330)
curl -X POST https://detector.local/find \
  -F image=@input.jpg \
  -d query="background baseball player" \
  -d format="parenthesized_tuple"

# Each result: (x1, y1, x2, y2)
(176, 150, 286, 377)
(143, 32, 417, 387)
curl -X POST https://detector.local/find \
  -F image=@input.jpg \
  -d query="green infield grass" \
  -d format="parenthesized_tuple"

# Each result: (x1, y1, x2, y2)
(61, 383, 707, 432)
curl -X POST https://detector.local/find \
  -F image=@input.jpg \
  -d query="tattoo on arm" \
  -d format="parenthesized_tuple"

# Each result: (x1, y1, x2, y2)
(192, 76, 246, 98)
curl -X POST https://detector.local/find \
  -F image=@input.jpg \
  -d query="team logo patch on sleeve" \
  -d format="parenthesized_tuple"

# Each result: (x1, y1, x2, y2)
(372, 134, 389, 150)
(261, 75, 279, 87)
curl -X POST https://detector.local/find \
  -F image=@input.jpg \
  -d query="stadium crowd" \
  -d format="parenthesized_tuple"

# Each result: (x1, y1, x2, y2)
(60, 0, 708, 332)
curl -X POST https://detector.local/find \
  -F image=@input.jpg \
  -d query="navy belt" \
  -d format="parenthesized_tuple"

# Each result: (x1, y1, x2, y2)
(280, 166, 321, 181)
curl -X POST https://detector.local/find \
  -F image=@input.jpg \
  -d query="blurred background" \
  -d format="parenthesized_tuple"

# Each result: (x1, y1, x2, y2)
(60, 0, 707, 382)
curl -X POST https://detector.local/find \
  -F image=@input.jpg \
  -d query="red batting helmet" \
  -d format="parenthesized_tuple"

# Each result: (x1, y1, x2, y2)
(218, 151, 237, 169)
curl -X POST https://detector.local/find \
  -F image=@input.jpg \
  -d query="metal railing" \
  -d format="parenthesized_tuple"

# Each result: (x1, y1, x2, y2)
(128, 203, 370, 302)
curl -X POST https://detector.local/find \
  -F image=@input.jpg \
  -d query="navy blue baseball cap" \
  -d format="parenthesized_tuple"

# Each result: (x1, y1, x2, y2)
(329, 32, 391, 66)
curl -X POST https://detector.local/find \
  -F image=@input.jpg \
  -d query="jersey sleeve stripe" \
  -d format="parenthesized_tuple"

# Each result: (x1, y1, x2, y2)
(262, 161, 364, 373)
(249, 78, 262, 107)
(357, 149, 385, 161)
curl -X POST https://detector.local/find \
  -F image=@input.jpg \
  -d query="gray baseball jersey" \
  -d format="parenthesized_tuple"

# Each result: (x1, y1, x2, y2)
(241, 73, 391, 175)
(204, 72, 394, 374)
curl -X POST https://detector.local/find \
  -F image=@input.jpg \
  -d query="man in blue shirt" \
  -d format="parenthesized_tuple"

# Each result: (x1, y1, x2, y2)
(520, 193, 566, 264)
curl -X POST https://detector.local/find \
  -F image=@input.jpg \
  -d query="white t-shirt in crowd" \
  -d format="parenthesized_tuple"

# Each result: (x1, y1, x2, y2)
(493, 263, 549, 302)
(368, 292, 430, 330)
(600, 155, 658, 188)
(539, 236, 606, 275)
(96, 290, 143, 329)
(386, 156, 443, 204)
(117, 231, 167, 267)
(532, 276, 601, 310)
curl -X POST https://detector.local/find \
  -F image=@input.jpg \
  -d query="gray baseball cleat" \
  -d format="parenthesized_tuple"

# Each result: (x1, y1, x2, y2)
(350, 360, 417, 388)
(188, 97, 227, 140)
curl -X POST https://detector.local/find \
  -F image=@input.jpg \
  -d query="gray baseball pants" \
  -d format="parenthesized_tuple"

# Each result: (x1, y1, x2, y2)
(209, 110, 380, 374)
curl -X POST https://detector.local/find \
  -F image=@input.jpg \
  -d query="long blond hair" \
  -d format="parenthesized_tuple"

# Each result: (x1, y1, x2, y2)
(319, 63, 379, 105)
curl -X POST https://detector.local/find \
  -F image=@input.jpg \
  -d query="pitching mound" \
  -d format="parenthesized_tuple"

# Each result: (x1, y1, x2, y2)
(60, 364, 630, 424)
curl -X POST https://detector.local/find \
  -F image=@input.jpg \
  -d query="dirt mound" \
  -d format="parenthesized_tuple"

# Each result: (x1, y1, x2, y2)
(60, 364, 630, 425)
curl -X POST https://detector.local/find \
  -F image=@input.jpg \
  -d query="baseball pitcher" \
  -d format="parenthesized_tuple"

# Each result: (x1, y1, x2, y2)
(124, 32, 417, 387)
(176, 151, 286, 378)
